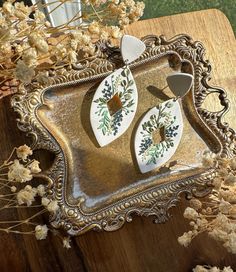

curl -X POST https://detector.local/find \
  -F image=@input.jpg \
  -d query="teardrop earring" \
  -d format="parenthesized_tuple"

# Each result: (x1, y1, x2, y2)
(134, 73, 194, 173)
(90, 35, 146, 147)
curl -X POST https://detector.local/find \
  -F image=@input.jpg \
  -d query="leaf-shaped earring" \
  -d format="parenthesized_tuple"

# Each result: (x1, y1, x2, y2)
(134, 73, 193, 173)
(90, 35, 146, 147)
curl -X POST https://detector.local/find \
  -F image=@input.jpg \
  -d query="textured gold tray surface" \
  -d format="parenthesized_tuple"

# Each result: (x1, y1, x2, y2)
(12, 35, 235, 235)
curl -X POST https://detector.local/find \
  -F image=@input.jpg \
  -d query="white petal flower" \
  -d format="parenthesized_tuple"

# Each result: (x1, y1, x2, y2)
(63, 237, 71, 249)
(42, 197, 50, 207)
(183, 207, 199, 220)
(8, 160, 32, 183)
(47, 200, 59, 213)
(17, 185, 37, 206)
(37, 185, 46, 197)
(177, 231, 193, 247)
(35, 225, 48, 240)
(16, 145, 32, 161)
(28, 160, 41, 174)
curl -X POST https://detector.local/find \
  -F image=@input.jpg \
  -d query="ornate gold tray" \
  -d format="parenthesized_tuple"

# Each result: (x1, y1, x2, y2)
(11, 35, 235, 235)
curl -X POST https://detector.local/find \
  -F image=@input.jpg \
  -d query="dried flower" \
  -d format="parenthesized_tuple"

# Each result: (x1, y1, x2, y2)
(183, 207, 199, 220)
(8, 160, 32, 183)
(202, 151, 216, 168)
(88, 21, 100, 34)
(37, 185, 46, 197)
(16, 145, 33, 161)
(41, 198, 59, 213)
(22, 48, 38, 67)
(223, 232, 236, 254)
(63, 236, 71, 249)
(15, 60, 35, 84)
(28, 160, 41, 174)
(17, 185, 37, 206)
(192, 265, 209, 272)
(34, 10, 46, 24)
(35, 225, 48, 240)
(192, 266, 233, 272)
(189, 198, 202, 211)
(47, 200, 59, 213)
(29, 32, 49, 54)
(10, 186, 17, 193)
(41, 197, 50, 207)
(178, 231, 193, 247)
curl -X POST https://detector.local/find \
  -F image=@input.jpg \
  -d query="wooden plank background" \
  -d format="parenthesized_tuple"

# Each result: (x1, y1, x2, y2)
(0, 9, 235, 272)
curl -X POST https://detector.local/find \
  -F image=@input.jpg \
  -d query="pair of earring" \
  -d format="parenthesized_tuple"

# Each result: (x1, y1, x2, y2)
(90, 35, 193, 174)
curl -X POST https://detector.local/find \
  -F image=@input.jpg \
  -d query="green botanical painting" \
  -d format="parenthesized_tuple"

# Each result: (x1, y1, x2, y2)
(142, 0, 236, 35)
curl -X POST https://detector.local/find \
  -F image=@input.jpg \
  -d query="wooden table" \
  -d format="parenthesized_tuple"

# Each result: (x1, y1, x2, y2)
(0, 9, 235, 272)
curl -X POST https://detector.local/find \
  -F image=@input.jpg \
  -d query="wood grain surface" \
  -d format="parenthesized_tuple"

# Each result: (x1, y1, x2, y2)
(0, 9, 235, 272)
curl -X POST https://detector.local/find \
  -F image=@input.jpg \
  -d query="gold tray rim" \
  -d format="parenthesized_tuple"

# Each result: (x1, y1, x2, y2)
(11, 34, 236, 235)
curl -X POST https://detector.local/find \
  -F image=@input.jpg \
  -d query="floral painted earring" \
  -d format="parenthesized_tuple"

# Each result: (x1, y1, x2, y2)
(134, 72, 194, 173)
(90, 35, 146, 147)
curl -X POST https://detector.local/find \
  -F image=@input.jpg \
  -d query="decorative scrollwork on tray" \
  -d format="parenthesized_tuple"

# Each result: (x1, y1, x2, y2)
(11, 34, 236, 235)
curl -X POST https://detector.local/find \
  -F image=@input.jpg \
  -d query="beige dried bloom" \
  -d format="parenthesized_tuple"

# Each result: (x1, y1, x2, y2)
(22, 48, 38, 67)
(183, 207, 199, 220)
(35, 225, 48, 240)
(37, 185, 46, 197)
(28, 160, 41, 174)
(41, 197, 50, 207)
(8, 160, 32, 183)
(178, 231, 193, 247)
(36, 71, 50, 85)
(223, 232, 236, 254)
(29, 32, 49, 54)
(202, 151, 216, 168)
(17, 185, 37, 206)
(2, 2, 13, 14)
(192, 265, 209, 272)
(68, 50, 77, 64)
(225, 173, 236, 184)
(15, 60, 35, 84)
(10, 186, 17, 193)
(229, 205, 236, 218)
(83, 44, 96, 57)
(208, 228, 228, 242)
(222, 267, 233, 272)
(230, 158, 236, 170)
(63, 236, 71, 249)
(41, 197, 59, 213)
(189, 198, 202, 211)
(220, 189, 236, 204)
(88, 21, 101, 34)
(110, 26, 122, 39)
(16, 145, 33, 161)
(219, 200, 231, 214)
(0, 42, 12, 55)
(100, 30, 110, 40)
(212, 177, 222, 189)
(34, 10, 46, 24)
(14, 2, 32, 20)
(47, 200, 59, 213)
(192, 266, 232, 272)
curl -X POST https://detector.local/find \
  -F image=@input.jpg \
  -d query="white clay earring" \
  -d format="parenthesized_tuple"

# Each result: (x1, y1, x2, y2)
(90, 35, 146, 147)
(134, 72, 194, 173)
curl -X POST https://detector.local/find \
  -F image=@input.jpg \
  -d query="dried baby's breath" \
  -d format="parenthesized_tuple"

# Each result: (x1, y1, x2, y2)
(0, 0, 145, 97)
(179, 153, 236, 255)
(35, 225, 48, 240)
(0, 145, 65, 246)
(192, 265, 233, 272)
